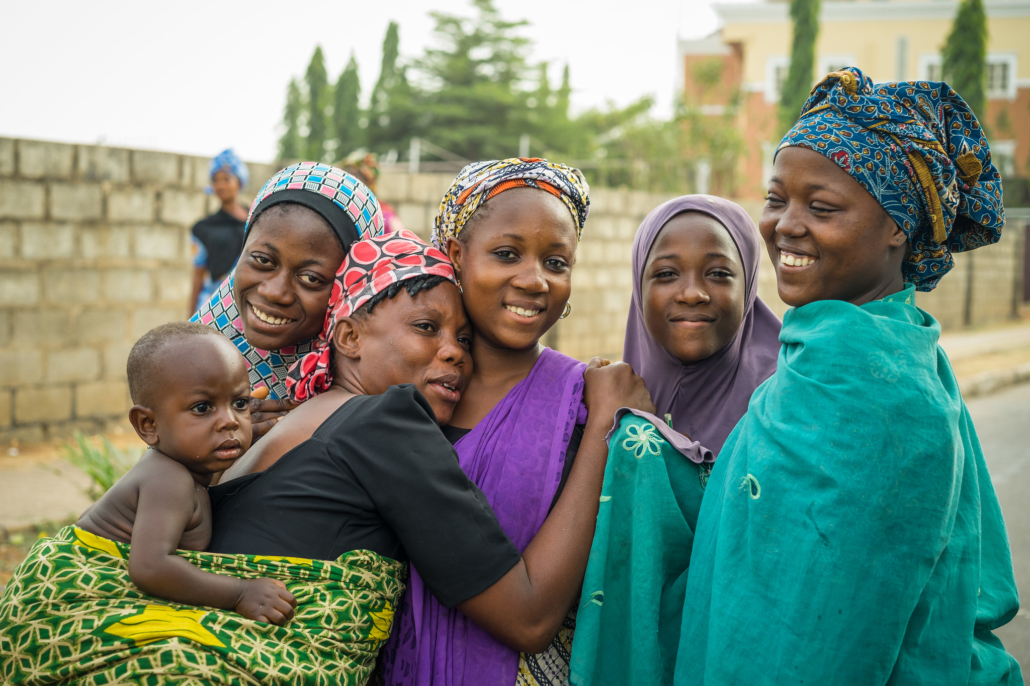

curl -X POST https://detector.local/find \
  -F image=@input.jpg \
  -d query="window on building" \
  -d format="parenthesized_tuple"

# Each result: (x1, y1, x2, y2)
(918, 54, 943, 82)
(992, 140, 1016, 178)
(765, 56, 790, 104)
(818, 55, 857, 79)
(986, 55, 1017, 99)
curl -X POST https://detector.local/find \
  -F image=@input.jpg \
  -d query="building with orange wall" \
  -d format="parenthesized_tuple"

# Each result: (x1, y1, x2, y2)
(678, 0, 1030, 199)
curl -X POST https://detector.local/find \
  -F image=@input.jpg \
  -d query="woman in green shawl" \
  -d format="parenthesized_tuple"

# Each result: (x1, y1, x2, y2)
(673, 68, 1022, 684)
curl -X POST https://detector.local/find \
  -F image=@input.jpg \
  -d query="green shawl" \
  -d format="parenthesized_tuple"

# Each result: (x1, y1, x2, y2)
(676, 285, 1022, 684)
(0, 525, 406, 685)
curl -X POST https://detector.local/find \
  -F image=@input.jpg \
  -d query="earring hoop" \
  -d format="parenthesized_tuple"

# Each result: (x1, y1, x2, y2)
(560, 302, 572, 319)
(456, 279, 463, 294)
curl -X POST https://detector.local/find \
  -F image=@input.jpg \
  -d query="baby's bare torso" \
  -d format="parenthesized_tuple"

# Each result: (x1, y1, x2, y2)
(76, 450, 212, 551)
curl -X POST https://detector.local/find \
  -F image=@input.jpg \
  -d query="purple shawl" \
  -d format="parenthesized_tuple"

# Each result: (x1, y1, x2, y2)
(381, 347, 587, 685)
(621, 195, 781, 455)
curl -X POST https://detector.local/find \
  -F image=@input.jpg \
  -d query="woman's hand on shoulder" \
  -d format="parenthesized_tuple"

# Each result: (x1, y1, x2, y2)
(583, 357, 655, 421)
(248, 387, 298, 438)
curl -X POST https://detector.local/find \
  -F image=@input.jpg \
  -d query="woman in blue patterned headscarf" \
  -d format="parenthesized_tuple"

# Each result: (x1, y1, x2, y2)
(664, 69, 1022, 685)
(191, 162, 385, 434)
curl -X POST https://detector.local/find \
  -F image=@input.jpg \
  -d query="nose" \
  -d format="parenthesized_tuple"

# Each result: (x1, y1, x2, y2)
(437, 332, 466, 366)
(215, 405, 241, 432)
(675, 273, 711, 307)
(774, 198, 808, 239)
(256, 269, 294, 305)
(510, 260, 548, 294)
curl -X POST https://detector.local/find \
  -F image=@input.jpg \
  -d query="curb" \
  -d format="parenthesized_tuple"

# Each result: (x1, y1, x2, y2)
(959, 362, 1030, 399)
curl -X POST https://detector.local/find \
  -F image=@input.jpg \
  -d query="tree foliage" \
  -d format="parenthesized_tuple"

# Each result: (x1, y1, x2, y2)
(778, 0, 820, 136)
(942, 0, 987, 119)
(334, 54, 363, 157)
(277, 78, 304, 161)
(305, 46, 331, 161)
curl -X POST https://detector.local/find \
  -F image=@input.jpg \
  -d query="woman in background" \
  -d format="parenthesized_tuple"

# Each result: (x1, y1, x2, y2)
(340, 150, 406, 233)
(189, 149, 250, 314)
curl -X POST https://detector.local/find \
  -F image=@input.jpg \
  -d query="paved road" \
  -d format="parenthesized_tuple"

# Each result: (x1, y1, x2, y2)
(971, 381, 1030, 674)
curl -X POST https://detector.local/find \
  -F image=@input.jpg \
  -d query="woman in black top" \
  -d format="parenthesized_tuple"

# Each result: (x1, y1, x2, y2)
(211, 230, 653, 651)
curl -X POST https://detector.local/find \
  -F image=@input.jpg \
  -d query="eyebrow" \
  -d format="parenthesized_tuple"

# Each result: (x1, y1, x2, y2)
(651, 252, 732, 262)
(768, 176, 831, 192)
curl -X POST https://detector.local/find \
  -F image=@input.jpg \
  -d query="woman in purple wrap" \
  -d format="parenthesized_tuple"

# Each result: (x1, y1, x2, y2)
(380, 158, 640, 686)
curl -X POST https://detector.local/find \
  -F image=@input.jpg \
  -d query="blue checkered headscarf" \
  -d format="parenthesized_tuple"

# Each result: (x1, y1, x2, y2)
(779, 67, 1004, 291)
(208, 148, 249, 190)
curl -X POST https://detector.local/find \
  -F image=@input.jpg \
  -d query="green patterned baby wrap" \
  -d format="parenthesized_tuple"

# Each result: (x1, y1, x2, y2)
(0, 526, 406, 685)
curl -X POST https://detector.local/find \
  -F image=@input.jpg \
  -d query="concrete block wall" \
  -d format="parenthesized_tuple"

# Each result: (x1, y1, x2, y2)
(0, 137, 1024, 442)
(0, 137, 277, 443)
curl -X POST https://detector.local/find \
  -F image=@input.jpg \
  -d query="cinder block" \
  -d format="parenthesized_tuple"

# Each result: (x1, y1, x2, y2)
(0, 271, 40, 306)
(0, 138, 14, 176)
(591, 216, 616, 240)
(617, 217, 638, 240)
(75, 380, 130, 418)
(131, 307, 180, 339)
(396, 203, 429, 237)
(18, 140, 74, 179)
(80, 226, 131, 259)
(410, 174, 447, 204)
(156, 267, 192, 302)
(44, 268, 100, 304)
(0, 425, 45, 445)
(20, 222, 74, 259)
(12, 310, 72, 346)
(377, 173, 410, 204)
(0, 349, 43, 386)
(76, 308, 129, 343)
(77, 145, 130, 183)
(0, 180, 45, 219)
(103, 269, 153, 302)
(247, 163, 277, 190)
(628, 190, 654, 216)
(108, 189, 154, 222)
(160, 190, 206, 226)
(47, 348, 101, 383)
(0, 389, 11, 427)
(15, 385, 72, 423)
(104, 341, 134, 379)
(132, 150, 180, 185)
(0, 311, 9, 347)
(51, 182, 102, 220)
(0, 221, 15, 258)
(135, 226, 183, 260)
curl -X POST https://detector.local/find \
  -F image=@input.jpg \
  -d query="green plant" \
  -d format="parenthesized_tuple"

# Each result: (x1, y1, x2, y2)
(942, 0, 987, 119)
(62, 432, 139, 501)
(778, 0, 820, 136)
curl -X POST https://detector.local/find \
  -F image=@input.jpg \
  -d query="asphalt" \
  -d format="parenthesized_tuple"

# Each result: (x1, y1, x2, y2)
(970, 381, 1030, 673)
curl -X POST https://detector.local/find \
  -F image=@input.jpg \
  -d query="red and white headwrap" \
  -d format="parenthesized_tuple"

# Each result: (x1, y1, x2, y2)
(284, 229, 457, 402)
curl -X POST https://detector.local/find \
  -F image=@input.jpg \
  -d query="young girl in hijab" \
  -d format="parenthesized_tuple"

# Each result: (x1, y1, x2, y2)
(380, 158, 654, 686)
(676, 68, 1022, 685)
(568, 196, 781, 684)
(191, 162, 386, 435)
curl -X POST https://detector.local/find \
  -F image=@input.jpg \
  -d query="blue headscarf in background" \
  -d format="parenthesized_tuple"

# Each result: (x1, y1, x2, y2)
(779, 67, 1004, 291)
(208, 148, 249, 191)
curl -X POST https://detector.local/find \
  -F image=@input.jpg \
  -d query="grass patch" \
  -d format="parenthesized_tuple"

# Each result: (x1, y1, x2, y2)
(62, 431, 140, 501)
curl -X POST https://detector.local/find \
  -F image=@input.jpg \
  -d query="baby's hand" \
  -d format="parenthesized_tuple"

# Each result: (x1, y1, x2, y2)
(235, 578, 297, 625)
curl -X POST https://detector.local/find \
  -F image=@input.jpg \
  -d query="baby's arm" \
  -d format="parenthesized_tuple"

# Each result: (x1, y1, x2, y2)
(129, 458, 297, 625)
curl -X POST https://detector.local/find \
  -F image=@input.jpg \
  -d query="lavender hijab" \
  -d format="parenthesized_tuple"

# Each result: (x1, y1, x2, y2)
(381, 347, 587, 686)
(622, 195, 781, 455)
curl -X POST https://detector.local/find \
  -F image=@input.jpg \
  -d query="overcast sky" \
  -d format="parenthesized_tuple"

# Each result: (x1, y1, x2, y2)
(2, 0, 734, 162)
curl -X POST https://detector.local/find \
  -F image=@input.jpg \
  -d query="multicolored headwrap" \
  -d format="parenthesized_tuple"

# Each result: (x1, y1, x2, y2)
(431, 157, 591, 250)
(284, 229, 457, 402)
(207, 148, 249, 191)
(779, 67, 1004, 291)
(191, 162, 386, 399)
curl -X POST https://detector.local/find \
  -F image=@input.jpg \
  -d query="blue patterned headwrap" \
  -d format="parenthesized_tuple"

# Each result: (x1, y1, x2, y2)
(779, 67, 1004, 291)
(208, 148, 249, 190)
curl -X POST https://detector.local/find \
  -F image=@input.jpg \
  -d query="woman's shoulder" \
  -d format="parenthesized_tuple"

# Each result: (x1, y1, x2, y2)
(317, 385, 439, 438)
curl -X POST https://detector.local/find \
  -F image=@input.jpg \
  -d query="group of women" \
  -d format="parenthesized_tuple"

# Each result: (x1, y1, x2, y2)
(3, 66, 1022, 685)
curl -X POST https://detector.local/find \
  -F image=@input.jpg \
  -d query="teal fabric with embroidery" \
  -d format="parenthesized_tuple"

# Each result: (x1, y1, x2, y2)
(569, 414, 707, 686)
(675, 284, 1023, 685)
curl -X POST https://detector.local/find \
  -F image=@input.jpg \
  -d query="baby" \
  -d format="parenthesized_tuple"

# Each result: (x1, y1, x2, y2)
(75, 321, 297, 625)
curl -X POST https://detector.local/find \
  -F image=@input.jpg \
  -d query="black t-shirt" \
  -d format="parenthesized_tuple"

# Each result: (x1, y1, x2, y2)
(440, 423, 585, 512)
(191, 209, 246, 281)
(208, 385, 521, 608)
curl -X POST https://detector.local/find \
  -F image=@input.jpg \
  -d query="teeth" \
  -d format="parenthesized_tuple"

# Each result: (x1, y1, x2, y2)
(505, 305, 542, 317)
(780, 253, 816, 267)
(251, 304, 292, 326)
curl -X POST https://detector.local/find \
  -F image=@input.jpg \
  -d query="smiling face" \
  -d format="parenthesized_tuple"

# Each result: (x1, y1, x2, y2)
(641, 212, 747, 364)
(233, 204, 346, 351)
(147, 335, 254, 475)
(446, 188, 577, 352)
(761, 146, 908, 307)
(341, 281, 472, 424)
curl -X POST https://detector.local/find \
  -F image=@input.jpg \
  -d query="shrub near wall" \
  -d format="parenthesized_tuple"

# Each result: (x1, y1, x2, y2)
(0, 137, 276, 443)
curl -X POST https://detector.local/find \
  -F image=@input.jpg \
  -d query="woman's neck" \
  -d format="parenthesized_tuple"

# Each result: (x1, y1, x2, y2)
(449, 336, 543, 429)
(222, 198, 247, 221)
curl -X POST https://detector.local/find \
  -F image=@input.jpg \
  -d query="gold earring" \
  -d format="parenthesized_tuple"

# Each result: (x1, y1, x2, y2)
(560, 302, 572, 319)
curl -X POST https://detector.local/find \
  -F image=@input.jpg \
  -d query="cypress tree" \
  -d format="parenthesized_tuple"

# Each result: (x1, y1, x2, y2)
(941, 0, 987, 118)
(367, 22, 401, 152)
(334, 54, 363, 157)
(305, 46, 331, 161)
(778, 0, 820, 135)
(556, 64, 571, 120)
(277, 78, 304, 162)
